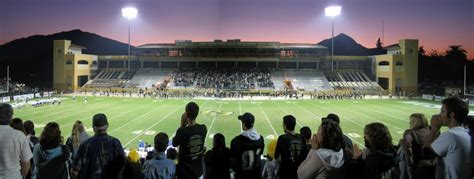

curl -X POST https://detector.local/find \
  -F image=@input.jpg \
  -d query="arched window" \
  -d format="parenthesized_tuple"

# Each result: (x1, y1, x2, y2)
(378, 61, 390, 66)
(65, 60, 72, 65)
(396, 61, 403, 66)
(78, 60, 89, 65)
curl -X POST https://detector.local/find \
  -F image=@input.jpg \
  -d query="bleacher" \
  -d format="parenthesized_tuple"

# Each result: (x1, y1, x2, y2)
(84, 70, 136, 88)
(275, 70, 333, 91)
(129, 69, 172, 88)
(327, 71, 382, 91)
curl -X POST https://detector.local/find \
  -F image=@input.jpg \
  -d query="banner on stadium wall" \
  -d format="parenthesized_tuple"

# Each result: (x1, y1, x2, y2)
(27, 93, 34, 99)
(2, 97, 10, 103)
(434, 96, 444, 102)
(43, 91, 54, 97)
(13, 95, 24, 101)
(35, 93, 41, 98)
(422, 94, 435, 100)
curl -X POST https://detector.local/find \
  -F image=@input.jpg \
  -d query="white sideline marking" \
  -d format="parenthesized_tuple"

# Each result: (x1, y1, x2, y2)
(109, 101, 176, 134)
(265, 135, 276, 139)
(239, 100, 243, 132)
(257, 103, 278, 136)
(271, 100, 304, 127)
(123, 103, 186, 147)
(347, 133, 361, 138)
(34, 124, 46, 128)
(206, 102, 224, 140)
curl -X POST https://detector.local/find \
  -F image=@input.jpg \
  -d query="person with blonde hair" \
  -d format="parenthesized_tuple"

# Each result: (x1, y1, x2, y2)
(66, 121, 90, 158)
(122, 149, 141, 179)
(399, 113, 436, 179)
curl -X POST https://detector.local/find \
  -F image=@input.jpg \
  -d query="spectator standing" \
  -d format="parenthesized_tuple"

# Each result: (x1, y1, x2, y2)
(32, 122, 70, 179)
(230, 112, 265, 179)
(425, 97, 471, 179)
(262, 139, 278, 179)
(297, 119, 346, 179)
(350, 123, 397, 179)
(24, 120, 39, 179)
(0, 103, 33, 179)
(66, 121, 90, 158)
(72, 113, 126, 179)
(122, 149, 141, 179)
(398, 113, 436, 179)
(24, 120, 39, 150)
(143, 132, 176, 179)
(204, 133, 231, 179)
(10, 118, 26, 134)
(325, 113, 353, 155)
(275, 115, 306, 179)
(172, 102, 207, 179)
(300, 126, 312, 154)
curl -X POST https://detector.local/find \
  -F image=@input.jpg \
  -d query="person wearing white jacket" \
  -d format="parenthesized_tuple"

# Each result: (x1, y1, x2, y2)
(297, 119, 346, 179)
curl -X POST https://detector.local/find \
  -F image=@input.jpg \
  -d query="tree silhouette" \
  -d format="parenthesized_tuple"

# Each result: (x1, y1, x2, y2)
(443, 45, 468, 82)
(445, 45, 467, 61)
(418, 46, 426, 57)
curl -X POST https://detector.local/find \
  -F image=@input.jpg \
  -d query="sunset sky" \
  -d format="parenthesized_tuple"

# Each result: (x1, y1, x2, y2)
(0, 0, 472, 58)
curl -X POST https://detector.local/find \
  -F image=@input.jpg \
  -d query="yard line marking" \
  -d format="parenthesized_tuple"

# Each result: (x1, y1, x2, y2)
(239, 100, 243, 132)
(371, 101, 439, 119)
(123, 103, 186, 147)
(35, 98, 128, 124)
(109, 100, 180, 134)
(60, 98, 158, 128)
(339, 103, 404, 131)
(257, 103, 278, 136)
(206, 102, 224, 139)
(352, 104, 408, 123)
(271, 100, 304, 127)
(20, 96, 114, 119)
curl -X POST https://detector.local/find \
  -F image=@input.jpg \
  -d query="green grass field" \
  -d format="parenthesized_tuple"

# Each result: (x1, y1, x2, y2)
(13, 96, 466, 152)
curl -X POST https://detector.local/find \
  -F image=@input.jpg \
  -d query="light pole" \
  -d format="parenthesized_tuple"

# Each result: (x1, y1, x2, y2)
(122, 7, 137, 71)
(325, 6, 341, 73)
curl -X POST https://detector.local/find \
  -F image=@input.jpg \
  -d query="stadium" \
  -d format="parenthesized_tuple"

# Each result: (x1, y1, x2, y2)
(1, 1, 473, 179)
(1, 27, 474, 179)
(2, 37, 474, 178)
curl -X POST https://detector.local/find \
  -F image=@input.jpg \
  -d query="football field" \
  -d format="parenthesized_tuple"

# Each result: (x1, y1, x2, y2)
(13, 96, 457, 151)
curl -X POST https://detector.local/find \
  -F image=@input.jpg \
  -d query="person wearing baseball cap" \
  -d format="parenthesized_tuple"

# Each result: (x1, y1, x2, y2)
(230, 112, 265, 179)
(72, 113, 126, 179)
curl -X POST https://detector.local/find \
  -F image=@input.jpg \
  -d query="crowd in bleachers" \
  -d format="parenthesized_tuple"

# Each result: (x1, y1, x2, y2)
(172, 68, 274, 89)
(0, 97, 473, 179)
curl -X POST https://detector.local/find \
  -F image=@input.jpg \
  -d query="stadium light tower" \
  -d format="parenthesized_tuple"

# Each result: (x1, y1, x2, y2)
(325, 5, 341, 73)
(122, 7, 137, 71)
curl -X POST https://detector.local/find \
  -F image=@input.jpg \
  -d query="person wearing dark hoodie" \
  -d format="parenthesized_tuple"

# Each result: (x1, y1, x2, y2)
(297, 119, 346, 179)
(350, 122, 397, 179)
(32, 122, 70, 179)
(230, 112, 265, 179)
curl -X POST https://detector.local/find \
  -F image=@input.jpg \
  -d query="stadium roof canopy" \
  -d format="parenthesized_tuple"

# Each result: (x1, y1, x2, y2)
(136, 40, 328, 49)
